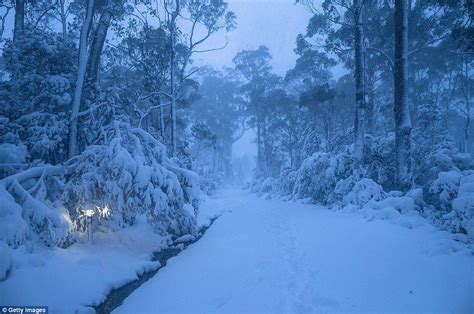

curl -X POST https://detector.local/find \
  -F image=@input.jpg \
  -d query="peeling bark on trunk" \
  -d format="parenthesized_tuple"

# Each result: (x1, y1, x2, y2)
(68, 0, 94, 159)
(353, 0, 366, 170)
(394, 0, 413, 191)
(13, 0, 24, 41)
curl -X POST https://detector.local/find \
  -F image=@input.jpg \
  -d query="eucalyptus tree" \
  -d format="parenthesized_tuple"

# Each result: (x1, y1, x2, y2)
(68, 0, 93, 158)
(297, 0, 367, 171)
(131, 0, 235, 156)
(233, 46, 274, 175)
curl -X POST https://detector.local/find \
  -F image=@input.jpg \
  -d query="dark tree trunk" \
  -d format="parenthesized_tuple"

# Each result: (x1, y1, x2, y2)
(394, 0, 413, 191)
(353, 0, 366, 170)
(13, 0, 25, 41)
(87, 3, 113, 83)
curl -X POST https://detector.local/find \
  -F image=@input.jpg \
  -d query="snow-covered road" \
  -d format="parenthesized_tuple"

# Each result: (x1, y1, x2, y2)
(115, 188, 473, 313)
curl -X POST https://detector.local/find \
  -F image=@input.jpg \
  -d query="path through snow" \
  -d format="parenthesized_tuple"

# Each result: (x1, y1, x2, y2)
(115, 188, 473, 313)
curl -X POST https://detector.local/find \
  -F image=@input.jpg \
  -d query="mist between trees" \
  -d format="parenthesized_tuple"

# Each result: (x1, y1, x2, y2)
(0, 0, 472, 281)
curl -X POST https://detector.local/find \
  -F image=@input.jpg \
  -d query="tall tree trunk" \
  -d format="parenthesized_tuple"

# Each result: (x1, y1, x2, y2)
(463, 59, 471, 153)
(87, 2, 112, 83)
(68, 0, 94, 159)
(353, 0, 366, 170)
(393, 0, 413, 191)
(256, 110, 265, 176)
(13, 0, 25, 41)
(59, 0, 67, 39)
(169, 0, 180, 157)
(366, 74, 375, 135)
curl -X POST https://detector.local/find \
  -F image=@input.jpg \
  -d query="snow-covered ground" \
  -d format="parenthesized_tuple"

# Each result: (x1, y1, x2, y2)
(116, 188, 473, 313)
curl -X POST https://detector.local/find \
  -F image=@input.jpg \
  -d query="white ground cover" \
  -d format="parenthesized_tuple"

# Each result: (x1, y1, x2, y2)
(116, 188, 473, 313)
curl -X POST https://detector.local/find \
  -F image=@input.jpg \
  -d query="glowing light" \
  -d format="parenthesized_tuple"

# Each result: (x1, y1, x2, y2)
(83, 209, 95, 217)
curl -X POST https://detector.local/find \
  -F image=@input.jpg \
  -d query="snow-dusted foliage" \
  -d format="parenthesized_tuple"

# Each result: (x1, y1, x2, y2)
(0, 185, 29, 246)
(291, 152, 352, 204)
(0, 169, 71, 247)
(430, 171, 474, 240)
(343, 178, 386, 207)
(0, 32, 75, 165)
(0, 242, 11, 281)
(63, 122, 198, 236)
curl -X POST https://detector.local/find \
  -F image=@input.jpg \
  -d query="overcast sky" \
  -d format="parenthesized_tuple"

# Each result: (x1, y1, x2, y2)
(193, 0, 313, 76)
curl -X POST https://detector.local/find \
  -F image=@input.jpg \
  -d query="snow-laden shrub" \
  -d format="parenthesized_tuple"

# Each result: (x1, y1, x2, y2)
(277, 167, 298, 196)
(366, 196, 416, 214)
(343, 178, 386, 207)
(443, 173, 474, 240)
(0, 185, 29, 246)
(16, 112, 69, 163)
(0, 243, 11, 281)
(292, 152, 352, 204)
(251, 176, 278, 196)
(364, 134, 396, 190)
(63, 122, 198, 236)
(429, 171, 464, 211)
(0, 143, 27, 164)
(0, 168, 71, 247)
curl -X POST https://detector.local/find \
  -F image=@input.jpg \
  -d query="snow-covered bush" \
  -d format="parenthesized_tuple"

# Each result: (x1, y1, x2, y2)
(0, 185, 29, 246)
(63, 122, 198, 236)
(442, 173, 474, 240)
(366, 196, 416, 214)
(429, 171, 464, 211)
(292, 152, 352, 204)
(343, 178, 386, 207)
(251, 176, 278, 196)
(16, 112, 69, 163)
(0, 168, 71, 247)
(0, 243, 11, 281)
(364, 134, 396, 190)
(0, 32, 75, 165)
(0, 143, 27, 165)
(277, 167, 298, 196)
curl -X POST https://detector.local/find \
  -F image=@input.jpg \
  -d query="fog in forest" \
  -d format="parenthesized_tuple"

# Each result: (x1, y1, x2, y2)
(0, 0, 472, 313)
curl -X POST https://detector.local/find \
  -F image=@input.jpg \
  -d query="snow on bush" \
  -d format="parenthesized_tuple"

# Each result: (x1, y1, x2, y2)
(63, 122, 198, 236)
(343, 178, 386, 207)
(0, 243, 11, 281)
(366, 196, 416, 214)
(251, 176, 278, 196)
(0, 185, 29, 246)
(443, 173, 474, 240)
(429, 171, 464, 211)
(277, 167, 298, 196)
(0, 168, 71, 247)
(364, 133, 396, 190)
(292, 152, 352, 204)
(0, 143, 27, 165)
